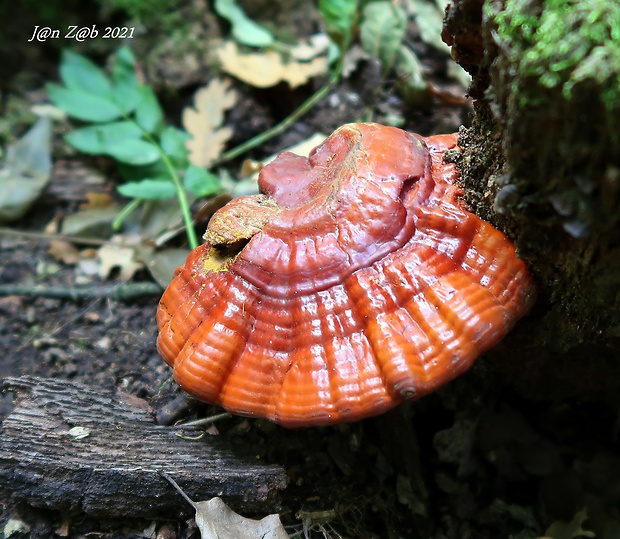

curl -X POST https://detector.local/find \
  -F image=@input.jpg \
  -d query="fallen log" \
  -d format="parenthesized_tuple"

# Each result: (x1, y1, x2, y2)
(0, 376, 288, 517)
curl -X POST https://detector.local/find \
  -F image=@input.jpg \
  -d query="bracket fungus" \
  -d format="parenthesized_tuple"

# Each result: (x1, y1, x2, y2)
(157, 123, 536, 428)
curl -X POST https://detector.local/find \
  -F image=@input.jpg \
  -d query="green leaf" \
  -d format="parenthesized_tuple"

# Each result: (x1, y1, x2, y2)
(544, 508, 595, 539)
(319, 0, 359, 52)
(104, 139, 161, 165)
(65, 121, 143, 154)
(59, 49, 112, 97)
(183, 165, 221, 197)
(118, 178, 177, 200)
(117, 158, 168, 182)
(394, 46, 430, 105)
(160, 126, 191, 167)
(47, 83, 123, 122)
(214, 0, 274, 47)
(360, 1, 407, 73)
(135, 86, 164, 134)
(404, 0, 450, 53)
(113, 46, 136, 73)
(111, 46, 141, 114)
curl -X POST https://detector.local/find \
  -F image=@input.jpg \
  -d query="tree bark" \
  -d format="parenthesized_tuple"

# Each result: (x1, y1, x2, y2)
(442, 0, 620, 400)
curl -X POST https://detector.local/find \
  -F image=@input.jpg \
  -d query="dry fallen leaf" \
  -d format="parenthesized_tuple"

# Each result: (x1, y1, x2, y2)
(0, 116, 52, 223)
(240, 158, 264, 177)
(97, 235, 144, 281)
(217, 40, 328, 88)
(289, 33, 330, 61)
(182, 78, 238, 167)
(194, 497, 289, 539)
(160, 471, 289, 539)
(97, 244, 143, 281)
(79, 192, 116, 210)
(48, 239, 81, 265)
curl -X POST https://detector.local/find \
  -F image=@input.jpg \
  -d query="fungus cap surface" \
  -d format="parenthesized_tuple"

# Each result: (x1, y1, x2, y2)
(157, 123, 536, 427)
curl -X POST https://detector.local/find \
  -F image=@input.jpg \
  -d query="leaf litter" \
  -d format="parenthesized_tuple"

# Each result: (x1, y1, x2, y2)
(159, 471, 289, 539)
(0, 2, 493, 537)
(217, 40, 329, 88)
(0, 115, 53, 223)
(182, 77, 238, 168)
(97, 235, 145, 282)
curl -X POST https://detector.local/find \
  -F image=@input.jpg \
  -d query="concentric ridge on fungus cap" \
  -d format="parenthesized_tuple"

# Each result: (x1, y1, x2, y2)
(157, 122, 536, 428)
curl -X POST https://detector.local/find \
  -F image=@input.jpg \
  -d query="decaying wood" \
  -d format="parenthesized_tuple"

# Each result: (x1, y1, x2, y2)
(0, 376, 288, 517)
(442, 0, 620, 402)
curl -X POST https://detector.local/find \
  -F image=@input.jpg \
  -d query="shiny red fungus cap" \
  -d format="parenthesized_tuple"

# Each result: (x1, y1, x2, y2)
(157, 123, 536, 427)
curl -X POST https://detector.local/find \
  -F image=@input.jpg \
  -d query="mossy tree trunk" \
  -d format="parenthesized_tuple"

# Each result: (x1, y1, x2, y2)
(442, 0, 620, 400)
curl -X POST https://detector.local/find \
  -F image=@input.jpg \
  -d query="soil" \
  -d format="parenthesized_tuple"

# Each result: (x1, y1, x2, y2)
(0, 103, 472, 539)
(0, 17, 476, 537)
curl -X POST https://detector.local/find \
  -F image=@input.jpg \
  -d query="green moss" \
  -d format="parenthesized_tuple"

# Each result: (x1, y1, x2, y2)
(489, 0, 620, 125)
(103, 0, 179, 29)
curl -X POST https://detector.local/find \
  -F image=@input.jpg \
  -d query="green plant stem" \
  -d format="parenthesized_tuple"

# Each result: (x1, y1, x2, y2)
(112, 197, 142, 231)
(158, 151, 199, 249)
(216, 74, 339, 164)
(137, 124, 199, 249)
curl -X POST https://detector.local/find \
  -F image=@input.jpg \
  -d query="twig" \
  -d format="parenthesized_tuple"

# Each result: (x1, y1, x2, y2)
(0, 282, 162, 301)
(178, 412, 233, 428)
(158, 470, 197, 510)
(0, 227, 120, 248)
(215, 74, 338, 165)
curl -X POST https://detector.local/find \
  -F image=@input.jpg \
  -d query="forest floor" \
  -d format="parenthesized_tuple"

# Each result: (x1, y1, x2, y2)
(1, 2, 618, 539)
